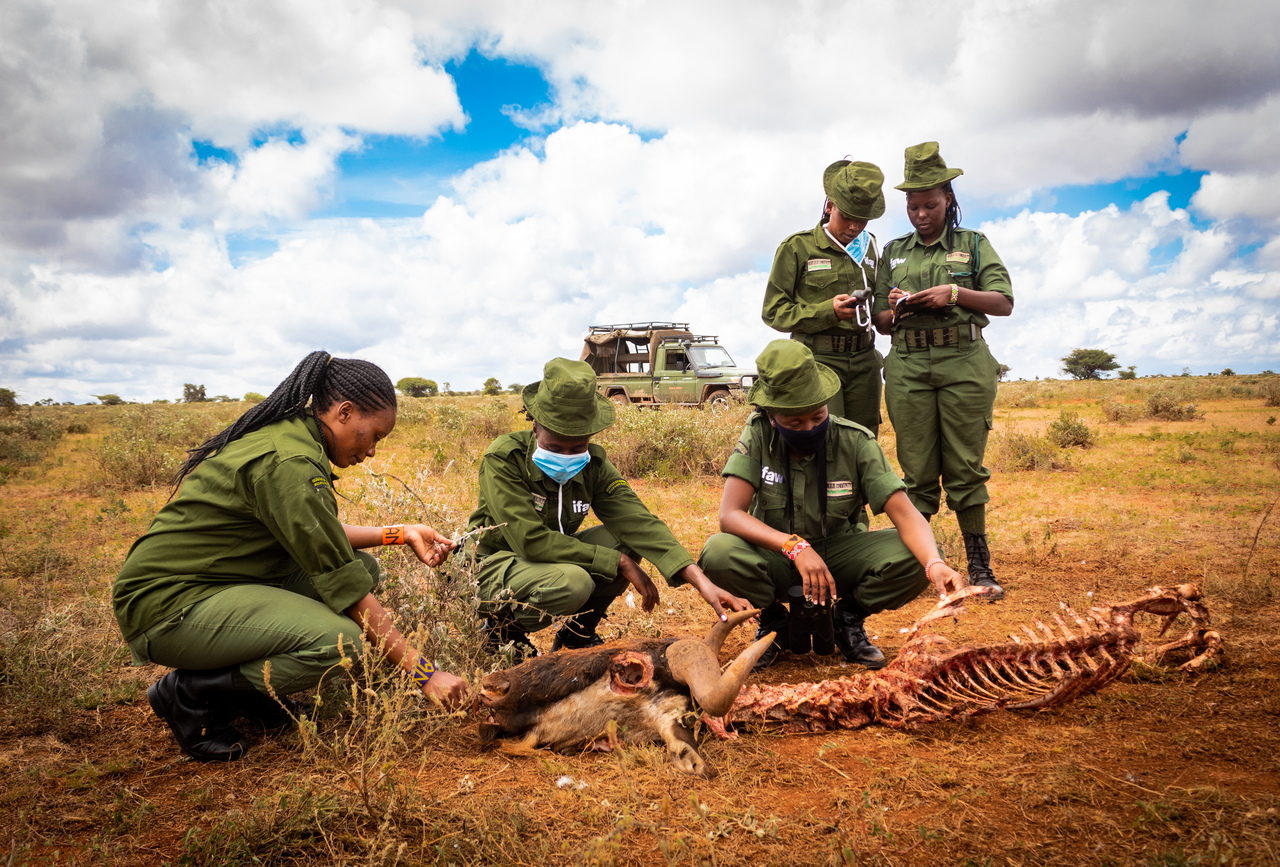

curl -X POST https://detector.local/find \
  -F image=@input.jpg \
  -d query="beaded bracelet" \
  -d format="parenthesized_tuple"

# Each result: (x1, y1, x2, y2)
(783, 536, 811, 561)
(924, 557, 945, 580)
(409, 656, 436, 688)
(949, 284, 960, 305)
(381, 525, 405, 546)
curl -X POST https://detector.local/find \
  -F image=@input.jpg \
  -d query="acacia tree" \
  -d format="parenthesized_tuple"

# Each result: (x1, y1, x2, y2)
(183, 383, 208, 402)
(483, 377, 502, 396)
(1061, 349, 1120, 380)
(0, 388, 17, 413)
(395, 377, 438, 397)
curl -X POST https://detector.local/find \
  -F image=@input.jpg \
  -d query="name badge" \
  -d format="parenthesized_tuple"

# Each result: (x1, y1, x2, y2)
(945, 251, 970, 264)
(806, 258, 832, 272)
(827, 480, 853, 498)
(532, 494, 546, 512)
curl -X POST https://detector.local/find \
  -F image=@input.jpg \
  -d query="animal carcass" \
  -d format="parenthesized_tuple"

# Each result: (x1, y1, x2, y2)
(475, 609, 772, 776)
(728, 584, 1223, 732)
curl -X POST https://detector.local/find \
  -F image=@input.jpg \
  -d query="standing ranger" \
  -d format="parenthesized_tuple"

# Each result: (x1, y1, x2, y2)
(763, 160, 886, 435)
(872, 142, 1014, 598)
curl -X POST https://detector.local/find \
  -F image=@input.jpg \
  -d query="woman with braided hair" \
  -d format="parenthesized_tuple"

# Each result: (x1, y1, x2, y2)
(114, 351, 466, 762)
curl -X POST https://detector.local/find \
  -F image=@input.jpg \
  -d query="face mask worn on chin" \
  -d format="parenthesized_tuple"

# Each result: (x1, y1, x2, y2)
(773, 416, 830, 456)
(533, 447, 591, 485)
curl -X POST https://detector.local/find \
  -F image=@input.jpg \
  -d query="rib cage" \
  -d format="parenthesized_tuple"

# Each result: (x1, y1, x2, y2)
(728, 584, 1219, 733)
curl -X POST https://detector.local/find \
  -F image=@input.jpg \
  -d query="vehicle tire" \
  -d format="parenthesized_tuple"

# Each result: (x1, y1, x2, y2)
(705, 389, 731, 410)
(609, 392, 630, 407)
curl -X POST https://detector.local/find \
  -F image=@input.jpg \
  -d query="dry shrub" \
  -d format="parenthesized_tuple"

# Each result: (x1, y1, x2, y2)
(1263, 379, 1280, 407)
(92, 406, 226, 490)
(0, 412, 65, 476)
(1101, 400, 1143, 423)
(1146, 392, 1202, 421)
(393, 397, 523, 471)
(1047, 411, 1095, 448)
(595, 404, 749, 478)
(988, 430, 1070, 471)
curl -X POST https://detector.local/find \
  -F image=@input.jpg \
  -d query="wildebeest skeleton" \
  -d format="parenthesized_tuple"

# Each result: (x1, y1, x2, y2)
(476, 585, 1221, 774)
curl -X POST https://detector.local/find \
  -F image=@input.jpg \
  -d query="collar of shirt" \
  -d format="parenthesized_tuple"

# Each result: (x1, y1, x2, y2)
(903, 229, 957, 251)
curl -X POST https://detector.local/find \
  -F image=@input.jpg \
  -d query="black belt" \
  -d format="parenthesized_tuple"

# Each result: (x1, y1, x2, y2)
(894, 324, 983, 350)
(796, 332, 875, 354)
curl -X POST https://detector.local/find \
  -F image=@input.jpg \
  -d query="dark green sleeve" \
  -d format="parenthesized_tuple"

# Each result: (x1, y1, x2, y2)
(855, 438, 906, 515)
(590, 455, 694, 584)
(721, 421, 764, 487)
(252, 457, 374, 613)
(761, 236, 841, 334)
(974, 233, 1013, 301)
(479, 449, 622, 579)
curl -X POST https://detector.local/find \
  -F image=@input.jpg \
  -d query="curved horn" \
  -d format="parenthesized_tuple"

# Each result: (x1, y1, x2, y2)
(668, 629, 775, 717)
(703, 608, 761, 654)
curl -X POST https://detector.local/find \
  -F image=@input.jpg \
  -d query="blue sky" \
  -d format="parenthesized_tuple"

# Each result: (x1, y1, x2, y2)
(1, 0, 1278, 402)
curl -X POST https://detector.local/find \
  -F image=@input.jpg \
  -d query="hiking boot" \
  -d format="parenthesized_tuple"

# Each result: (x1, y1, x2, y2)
(963, 532, 1005, 601)
(751, 602, 789, 671)
(551, 595, 611, 651)
(833, 599, 886, 669)
(233, 689, 306, 731)
(482, 617, 539, 659)
(147, 669, 249, 762)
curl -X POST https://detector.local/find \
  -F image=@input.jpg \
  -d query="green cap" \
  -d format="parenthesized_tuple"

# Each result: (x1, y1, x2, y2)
(894, 141, 963, 191)
(522, 358, 616, 437)
(822, 160, 885, 220)
(746, 340, 841, 414)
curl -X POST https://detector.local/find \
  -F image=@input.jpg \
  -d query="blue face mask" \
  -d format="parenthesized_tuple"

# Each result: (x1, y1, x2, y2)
(845, 230, 869, 264)
(773, 416, 830, 456)
(533, 447, 590, 485)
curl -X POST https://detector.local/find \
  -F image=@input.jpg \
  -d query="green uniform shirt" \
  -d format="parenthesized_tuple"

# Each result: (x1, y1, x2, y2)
(762, 222, 879, 338)
(466, 429, 694, 584)
(113, 416, 374, 643)
(723, 413, 905, 540)
(872, 228, 1013, 330)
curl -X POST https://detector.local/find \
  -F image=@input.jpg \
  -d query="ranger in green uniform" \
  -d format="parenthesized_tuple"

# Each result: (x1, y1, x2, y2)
(762, 160, 886, 434)
(697, 341, 965, 669)
(114, 352, 467, 762)
(466, 358, 748, 653)
(872, 142, 1015, 599)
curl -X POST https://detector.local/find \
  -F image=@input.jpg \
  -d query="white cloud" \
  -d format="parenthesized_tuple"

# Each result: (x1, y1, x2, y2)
(3, 0, 1280, 402)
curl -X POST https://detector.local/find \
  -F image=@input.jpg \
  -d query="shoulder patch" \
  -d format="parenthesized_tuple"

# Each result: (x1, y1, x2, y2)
(946, 251, 970, 264)
(606, 479, 629, 495)
(308, 475, 331, 493)
(806, 258, 832, 272)
(733, 441, 749, 456)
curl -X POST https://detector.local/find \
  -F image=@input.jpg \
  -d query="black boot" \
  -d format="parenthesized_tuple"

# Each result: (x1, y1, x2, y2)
(233, 688, 305, 731)
(833, 599, 886, 669)
(482, 616, 539, 659)
(551, 595, 612, 651)
(147, 669, 249, 762)
(962, 532, 1005, 601)
(751, 602, 789, 672)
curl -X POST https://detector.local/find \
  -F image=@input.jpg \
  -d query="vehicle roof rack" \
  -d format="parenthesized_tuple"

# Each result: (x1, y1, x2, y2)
(588, 322, 690, 333)
(658, 333, 718, 344)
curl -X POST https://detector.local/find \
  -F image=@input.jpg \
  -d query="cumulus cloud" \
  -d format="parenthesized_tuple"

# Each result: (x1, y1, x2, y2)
(2, 0, 1280, 402)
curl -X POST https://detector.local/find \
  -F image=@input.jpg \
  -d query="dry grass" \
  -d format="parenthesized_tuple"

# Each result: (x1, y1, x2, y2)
(2, 382, 1279, 865)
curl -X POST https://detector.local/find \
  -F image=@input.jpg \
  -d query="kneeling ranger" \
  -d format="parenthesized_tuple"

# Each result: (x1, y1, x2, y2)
(465, 358, 749, 654)
(698, 341, 965, 669)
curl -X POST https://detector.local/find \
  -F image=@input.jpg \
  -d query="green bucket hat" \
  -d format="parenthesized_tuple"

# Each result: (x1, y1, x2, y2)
(746, 340, 841, 414)
(521, 358, 616, 437)
(894, 141, 964, 191)
(822, 160, 886, 220)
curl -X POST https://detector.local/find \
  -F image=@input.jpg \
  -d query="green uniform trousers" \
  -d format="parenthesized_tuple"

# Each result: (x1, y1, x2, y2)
(810, 347, 883, 437)
(127, 551, 380, 696)
(697, 529, 929, 614)
(476, 525, 632, 633)
(883, 338, 999, 516)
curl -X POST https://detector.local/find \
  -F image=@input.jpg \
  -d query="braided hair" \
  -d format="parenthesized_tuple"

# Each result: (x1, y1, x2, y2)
(940, 181, 963, 248)
(172, 351, 397, 491)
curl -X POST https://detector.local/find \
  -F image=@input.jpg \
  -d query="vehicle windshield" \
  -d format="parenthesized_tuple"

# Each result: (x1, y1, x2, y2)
(688, 345, 735, 368)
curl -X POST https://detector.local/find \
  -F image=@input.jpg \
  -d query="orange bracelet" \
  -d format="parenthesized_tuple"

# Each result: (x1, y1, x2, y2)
(782, 534, 811, 561)
(381, 526, 406, 546)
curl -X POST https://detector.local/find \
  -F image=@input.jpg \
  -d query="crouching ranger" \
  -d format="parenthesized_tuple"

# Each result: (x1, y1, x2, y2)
(466, 358, 748, 654)
(697, 340, 965, 669)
